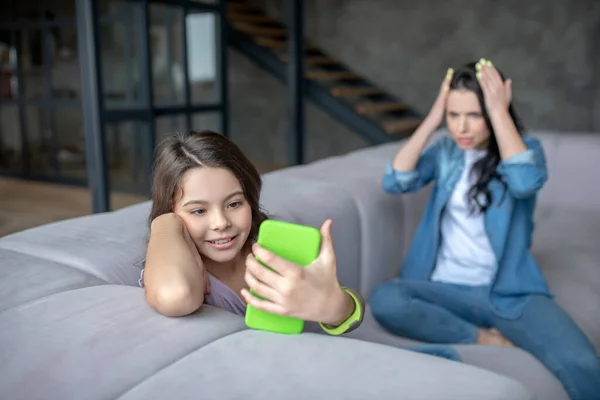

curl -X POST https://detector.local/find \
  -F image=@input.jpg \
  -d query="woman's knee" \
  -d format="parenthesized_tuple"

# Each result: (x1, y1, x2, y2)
(369, 280, 412, 322)
(546, 349, 600, 398)
(565, 352, 600, 382)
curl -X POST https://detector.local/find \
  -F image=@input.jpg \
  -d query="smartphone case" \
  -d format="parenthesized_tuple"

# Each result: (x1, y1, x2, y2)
(244, 219, 321, 334)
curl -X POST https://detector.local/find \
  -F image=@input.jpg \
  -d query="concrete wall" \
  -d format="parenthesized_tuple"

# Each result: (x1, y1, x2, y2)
(2, 0, 599, 173)
(231, 0, 600, 165)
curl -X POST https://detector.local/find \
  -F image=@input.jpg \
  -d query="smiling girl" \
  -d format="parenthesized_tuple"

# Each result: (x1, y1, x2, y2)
(140, 130, 364, 335)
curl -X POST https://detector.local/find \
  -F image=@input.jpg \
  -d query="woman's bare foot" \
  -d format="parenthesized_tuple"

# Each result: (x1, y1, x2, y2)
(477, 328, 515, 347)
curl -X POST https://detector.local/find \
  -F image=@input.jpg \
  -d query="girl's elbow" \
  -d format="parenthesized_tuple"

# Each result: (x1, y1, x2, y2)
(146, 281, 203, 317)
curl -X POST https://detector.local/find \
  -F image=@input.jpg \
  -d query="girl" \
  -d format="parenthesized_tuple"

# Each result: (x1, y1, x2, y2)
(370, 60, 600, 399)
(141, 130, 364, 335)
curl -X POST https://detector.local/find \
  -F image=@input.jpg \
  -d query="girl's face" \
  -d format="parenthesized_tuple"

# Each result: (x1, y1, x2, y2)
(174, 167, 253, 264)
(446, 88, 491, 151)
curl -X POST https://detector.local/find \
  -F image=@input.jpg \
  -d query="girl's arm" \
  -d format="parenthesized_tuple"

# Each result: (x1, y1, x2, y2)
(144, 213, 206, 317)
(241, 219, 365, 335)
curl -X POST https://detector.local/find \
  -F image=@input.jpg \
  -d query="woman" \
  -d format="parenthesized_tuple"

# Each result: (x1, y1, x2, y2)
(370, 59, 600, 400)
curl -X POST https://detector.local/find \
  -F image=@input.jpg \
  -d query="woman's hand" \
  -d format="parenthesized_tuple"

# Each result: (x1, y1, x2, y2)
(426, 68, 454, 127)
(476, 59, 512, 114)
(241, 219, 354, 325)
(182, 222, 210, 295)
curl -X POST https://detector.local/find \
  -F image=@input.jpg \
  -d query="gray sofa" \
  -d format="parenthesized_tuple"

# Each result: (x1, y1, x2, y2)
(1, 130, 598, 399)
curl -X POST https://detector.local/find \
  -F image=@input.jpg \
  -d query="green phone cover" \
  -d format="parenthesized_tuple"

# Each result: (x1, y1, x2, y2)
(244, 219, 321, 334)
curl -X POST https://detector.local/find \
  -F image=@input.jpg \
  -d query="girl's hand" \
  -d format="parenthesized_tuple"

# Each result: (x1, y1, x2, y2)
(426, 68, 454, 127)
(241, 219, 353, 325)
(476, 59, 512, 114)
(182, 223, 210, 295)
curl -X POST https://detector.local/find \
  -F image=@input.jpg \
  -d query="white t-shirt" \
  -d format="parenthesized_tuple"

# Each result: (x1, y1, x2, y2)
(430, 149, 498, 286)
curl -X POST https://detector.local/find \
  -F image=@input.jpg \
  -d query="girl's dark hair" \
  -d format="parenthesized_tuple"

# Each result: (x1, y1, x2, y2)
(449, 61, 524, 213)
(149, 130, 268, 243)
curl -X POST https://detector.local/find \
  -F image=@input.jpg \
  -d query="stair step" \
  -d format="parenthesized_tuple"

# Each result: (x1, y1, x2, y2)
(227, 2, 260, 11)
(232, 22, 286, 37)
(254, 37, 317, 51)
(228, 0, 422, 142)
(306, 71, 362, 80)
(356, 102, 408, 115)
(278, 55, 340, 65)
(330, 86, 384, 97)
(382, 118, 423, 134)
(227, 13, 276, 23)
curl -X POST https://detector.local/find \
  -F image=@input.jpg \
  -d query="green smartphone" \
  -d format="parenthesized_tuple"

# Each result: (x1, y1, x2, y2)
(244, 219, 322, 334)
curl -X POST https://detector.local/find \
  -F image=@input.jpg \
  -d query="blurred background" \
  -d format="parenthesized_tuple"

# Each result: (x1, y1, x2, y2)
(1, 0, 599, 236)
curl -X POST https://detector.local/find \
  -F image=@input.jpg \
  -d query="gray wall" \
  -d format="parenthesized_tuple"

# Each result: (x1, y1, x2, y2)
(230, 0, 600, 166)
(2, 0, 599, 174)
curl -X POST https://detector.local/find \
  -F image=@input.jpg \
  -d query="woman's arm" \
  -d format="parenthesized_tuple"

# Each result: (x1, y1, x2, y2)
(477, 62, 547, 198)
(476, 61, 527, 160)
(391, 116, 443, 172)
(392, 70, 453, 171)
(144, 213, 206, 317)
(383, 69, 453, 194)
(488, 108, 527, 160)
(495, 136, 548, 198)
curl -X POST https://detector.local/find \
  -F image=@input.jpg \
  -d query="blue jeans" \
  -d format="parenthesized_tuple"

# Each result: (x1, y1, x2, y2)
(369, 278, 600, 400)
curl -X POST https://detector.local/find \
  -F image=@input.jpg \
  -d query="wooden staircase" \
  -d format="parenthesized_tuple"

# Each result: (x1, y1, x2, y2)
(226, 0, 423, 144)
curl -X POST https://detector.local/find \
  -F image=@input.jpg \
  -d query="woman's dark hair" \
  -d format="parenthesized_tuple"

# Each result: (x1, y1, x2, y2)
(149, 130, 268, 243)
(448, 61, 524, 213)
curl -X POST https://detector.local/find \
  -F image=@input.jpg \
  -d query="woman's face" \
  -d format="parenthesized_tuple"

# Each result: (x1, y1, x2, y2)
(446, 88, 490, 151)
(173, 167, 253, 264)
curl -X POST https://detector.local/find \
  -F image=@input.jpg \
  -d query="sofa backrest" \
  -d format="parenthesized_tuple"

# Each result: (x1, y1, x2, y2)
(3, 129, 594, 305)
(530, 131, 600, 211)
(263, 129, 600, 299)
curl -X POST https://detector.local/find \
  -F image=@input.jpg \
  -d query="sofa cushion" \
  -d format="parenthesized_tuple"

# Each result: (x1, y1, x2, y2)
(532, 205, 600, 351)
(0, 283, 533, 400)
(0, 248, 105, 313)
(264, 152, 420, 298)
(260, 175, 362, 291)
(0, 203, 152, 286)
(347, 307, 569, 400)
(532, 131, 600, 211)
(117, 328, 533, 400)
(0, 285, 248, 400)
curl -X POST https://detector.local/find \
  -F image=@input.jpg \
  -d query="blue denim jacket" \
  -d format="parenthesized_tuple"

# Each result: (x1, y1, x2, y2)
(383, 135, 552, 319)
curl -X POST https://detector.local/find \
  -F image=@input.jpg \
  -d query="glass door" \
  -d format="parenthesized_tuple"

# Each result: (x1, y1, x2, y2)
(77, 0, 228, 212)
